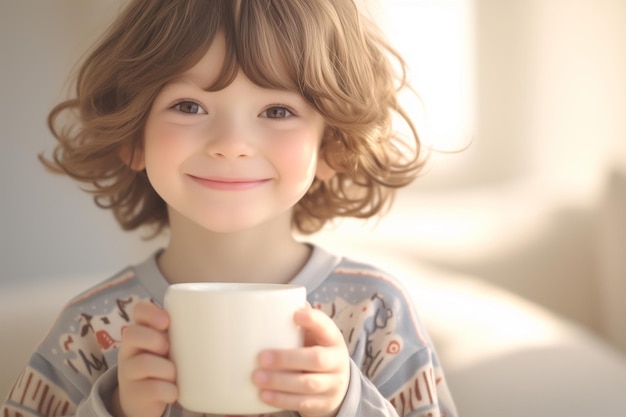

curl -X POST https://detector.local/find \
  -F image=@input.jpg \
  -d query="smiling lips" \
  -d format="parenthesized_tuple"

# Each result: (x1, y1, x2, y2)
(188, 175, 271, 191)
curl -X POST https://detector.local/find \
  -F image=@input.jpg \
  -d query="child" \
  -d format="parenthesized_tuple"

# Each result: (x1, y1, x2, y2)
(1, 1, 457, 417)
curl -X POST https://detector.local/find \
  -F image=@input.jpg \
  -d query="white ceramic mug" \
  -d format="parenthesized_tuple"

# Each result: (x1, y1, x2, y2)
(164, 282, 306, 414)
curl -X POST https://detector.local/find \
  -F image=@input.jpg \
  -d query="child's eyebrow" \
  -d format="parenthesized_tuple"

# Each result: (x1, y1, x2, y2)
(164, 75, 203, 88)
(160, 76, 220, 94)
(166, 64, 225, 90)
(162, 74, 305, 100)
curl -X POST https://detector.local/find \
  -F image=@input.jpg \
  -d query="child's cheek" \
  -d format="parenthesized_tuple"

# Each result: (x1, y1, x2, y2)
(273, 132, 321, 192)
(144, 124, 200, 170)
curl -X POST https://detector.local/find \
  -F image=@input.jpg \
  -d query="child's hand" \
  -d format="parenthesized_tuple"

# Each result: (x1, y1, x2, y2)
(112, 301, 178, 417)
(253, 306, 350, 417)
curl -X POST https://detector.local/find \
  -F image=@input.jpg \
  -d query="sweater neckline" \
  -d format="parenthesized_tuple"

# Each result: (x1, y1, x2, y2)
(133, 243, 343, 305)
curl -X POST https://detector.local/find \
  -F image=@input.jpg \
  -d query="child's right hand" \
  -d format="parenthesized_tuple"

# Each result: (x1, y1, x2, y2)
(112, 301, 178, 417)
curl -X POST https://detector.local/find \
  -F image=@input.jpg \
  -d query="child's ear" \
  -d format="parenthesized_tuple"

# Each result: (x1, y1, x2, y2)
(315, 156, 335, 181)
(118, 144, 145, 171)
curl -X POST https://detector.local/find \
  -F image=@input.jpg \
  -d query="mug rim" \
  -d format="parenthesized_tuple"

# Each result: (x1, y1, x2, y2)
(166, 282, 305, 293)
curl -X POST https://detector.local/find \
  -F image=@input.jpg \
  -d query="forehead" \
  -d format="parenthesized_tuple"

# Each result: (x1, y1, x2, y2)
(170, 32, 296, 95)
(171, 32, 228, 89)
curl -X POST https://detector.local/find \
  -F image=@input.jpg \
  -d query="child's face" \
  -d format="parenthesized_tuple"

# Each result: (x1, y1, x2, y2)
(139, 32, 328, 234)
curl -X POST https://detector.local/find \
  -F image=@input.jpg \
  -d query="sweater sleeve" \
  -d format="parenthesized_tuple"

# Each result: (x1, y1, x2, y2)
(74, 366, 119, 417)
(333, 349, 457, 417)
(334, 360, 399, 417)
(0, 355, 119, 417)
(1, 275, 150, 417)
(310, 266, 458, 417)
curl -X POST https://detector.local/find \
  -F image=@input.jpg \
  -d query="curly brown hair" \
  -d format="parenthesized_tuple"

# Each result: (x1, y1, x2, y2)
(43, 0, 424, 236)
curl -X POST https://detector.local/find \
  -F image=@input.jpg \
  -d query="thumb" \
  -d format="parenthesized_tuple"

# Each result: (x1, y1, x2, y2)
(295, 307, 343, 348)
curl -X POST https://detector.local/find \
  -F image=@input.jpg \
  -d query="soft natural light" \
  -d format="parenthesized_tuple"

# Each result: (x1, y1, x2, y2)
(366, 0, 475, 153)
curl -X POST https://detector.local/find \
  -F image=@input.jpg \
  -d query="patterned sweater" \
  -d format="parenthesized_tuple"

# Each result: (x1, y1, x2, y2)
(1, 245, 457, 417)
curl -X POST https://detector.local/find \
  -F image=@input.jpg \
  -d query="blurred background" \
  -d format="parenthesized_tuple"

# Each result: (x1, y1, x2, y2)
(2, 0, 626, 415)
(362, 0, 626, 351)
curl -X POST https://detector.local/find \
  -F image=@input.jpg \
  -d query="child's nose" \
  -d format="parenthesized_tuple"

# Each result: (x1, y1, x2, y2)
(203, 117, 255, 159)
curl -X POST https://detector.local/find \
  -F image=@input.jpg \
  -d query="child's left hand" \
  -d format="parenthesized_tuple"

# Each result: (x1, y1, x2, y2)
(253, 305, 350, 417)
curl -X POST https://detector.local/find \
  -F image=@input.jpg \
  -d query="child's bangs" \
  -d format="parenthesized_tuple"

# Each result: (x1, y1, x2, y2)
(230, 1, 307, 93)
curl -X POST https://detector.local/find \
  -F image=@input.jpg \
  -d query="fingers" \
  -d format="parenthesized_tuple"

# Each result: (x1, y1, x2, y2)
(133, 300, 169, 330)
(119, 301, 170, 360)
(254, 307, 351, 417)
(115, 378, 178, 417)
(253, 369, 338, 395)
(123, 378, 178, 407)
(118, 302, 176, 381)
(258, 390, 335, 415)
(116, 301, 177, 417)
(258, 306, 349, 374)
(258, 346, 342, 373)
(119, 323, 169, 360)
(258, 307, 347, 372)
(295, 306, 345, 348)
(123, 352, 176, 382)
(253, 365, 350, 417)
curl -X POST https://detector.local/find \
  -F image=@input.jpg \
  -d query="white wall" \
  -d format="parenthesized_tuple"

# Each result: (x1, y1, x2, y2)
(421, 0, 625, 191)
(0, 1, 164, 286)
(403, 0, 626, 338)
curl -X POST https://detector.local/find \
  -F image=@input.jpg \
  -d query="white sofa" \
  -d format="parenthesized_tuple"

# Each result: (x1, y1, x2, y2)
(396, 260, 626, 417)
(2, 249, 626, 417)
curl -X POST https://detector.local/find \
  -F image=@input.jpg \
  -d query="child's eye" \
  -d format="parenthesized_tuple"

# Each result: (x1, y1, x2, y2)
(260, 106, 294, 119)
(172, 101, 207, 115)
